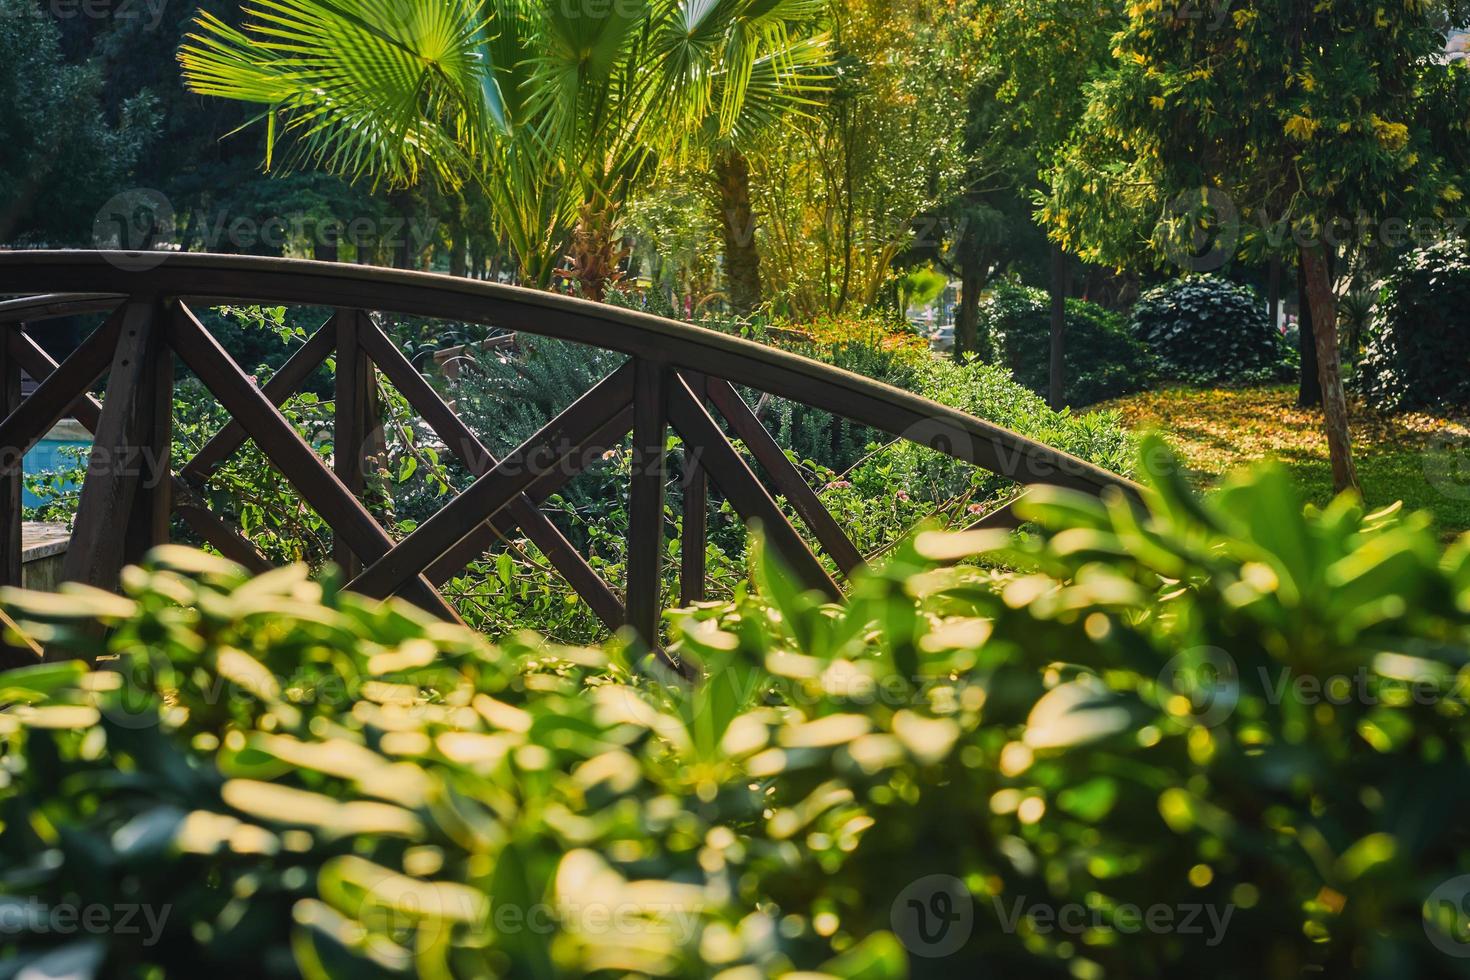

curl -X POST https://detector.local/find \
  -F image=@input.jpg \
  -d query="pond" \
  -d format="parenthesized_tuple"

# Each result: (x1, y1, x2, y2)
(23, 419, 90, 509)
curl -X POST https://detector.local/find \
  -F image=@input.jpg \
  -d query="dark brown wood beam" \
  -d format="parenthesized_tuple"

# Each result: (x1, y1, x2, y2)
(626, 359, 669, 646)
(679, 372, 708, 606)
(59, 301, 169, 613)
(421, 405, 633, 587)
(9, 329, 271, 574)
(347, 363, 636, 601)
(703, 376, 864, 577)
(165, 303, 458, 621)
(123, 333, 172, 566)
(667, 374, 840, 601)
(181, 318, 335, 484)
(0, 307, 124, 465)
(0, 326, 22, 589)
(333, 312, 372, 575)
(356, 319, 626, 629)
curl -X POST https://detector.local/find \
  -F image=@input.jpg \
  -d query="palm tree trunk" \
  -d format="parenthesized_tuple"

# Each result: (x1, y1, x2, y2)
(389, 189, 415, 270)
(1299, 243, 1359, 494)
(565, 201, 624, 302)
(715, 148, 763, 316)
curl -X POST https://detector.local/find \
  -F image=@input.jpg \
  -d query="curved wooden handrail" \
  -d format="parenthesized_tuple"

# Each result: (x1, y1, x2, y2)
(0, 251, 1135, 497)
(0, 250, 1141, 672)
(0, 292, 126, 324)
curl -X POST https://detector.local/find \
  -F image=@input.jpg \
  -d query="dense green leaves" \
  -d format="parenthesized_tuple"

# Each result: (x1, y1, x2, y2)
(1129, 276, 1294, 385)
(9, 436, 1470, 976)
(180, 0, 833, 290)
(1358, 240, 1470, 410)
(981, 282, 1155, 406)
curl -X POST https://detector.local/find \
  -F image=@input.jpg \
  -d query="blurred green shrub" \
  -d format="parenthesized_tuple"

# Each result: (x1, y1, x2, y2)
(7, 438, 1469, 976)
(1129, 276, 1293, 384)
(1358, 240, 1470, 410)
(980, 282, 1155, 407)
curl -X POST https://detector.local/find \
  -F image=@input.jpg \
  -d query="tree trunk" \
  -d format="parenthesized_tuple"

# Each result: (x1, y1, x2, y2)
(715, 148, 763, 316)
(1296, 257, 1322, 407)
(448, 217, 467, 278)
(1299, 243, 1359, 495)
(1049, 243, 1067, 410)
(389, 189, 415, 270)
(1267, 256, 1281, 334)
(564, 201, 625, 301)
(955, 263, 983, 362)
(312, 220, 339, 263)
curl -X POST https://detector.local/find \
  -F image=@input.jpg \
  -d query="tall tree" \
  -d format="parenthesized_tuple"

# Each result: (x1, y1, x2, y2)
(0, 0, 156, 246)
(1049, 1, 1470, 494)
(751, 0, 973, 317)
(180, 0, 831, 298)
(971, 0, 1121, 401)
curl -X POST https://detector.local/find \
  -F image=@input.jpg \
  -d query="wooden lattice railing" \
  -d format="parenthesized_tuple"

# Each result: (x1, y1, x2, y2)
(0, 252, 1139, 672)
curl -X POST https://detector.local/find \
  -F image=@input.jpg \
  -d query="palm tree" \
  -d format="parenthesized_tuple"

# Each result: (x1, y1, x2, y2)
(690, 31, 833, 314)
(179, 0, 832, 300)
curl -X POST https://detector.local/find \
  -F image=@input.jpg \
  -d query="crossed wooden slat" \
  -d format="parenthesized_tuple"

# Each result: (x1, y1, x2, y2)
(0, 293, 1025, 676)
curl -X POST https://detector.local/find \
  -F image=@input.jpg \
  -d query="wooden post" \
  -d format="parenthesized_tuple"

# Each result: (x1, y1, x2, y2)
(626, 359, 669, 646)
(334, 311, 373, 576)
(679, 372, 707, 606)
(0, 326, 23, 589)
(704, 376, 863, 576)
(166, 303, 460, 620)
(123, 336, 172, 566)
(667, 376, 841, 601)
(60, 301, 168, 610)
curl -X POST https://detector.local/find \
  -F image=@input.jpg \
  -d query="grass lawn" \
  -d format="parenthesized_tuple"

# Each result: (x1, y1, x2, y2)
(1098, 385, 1470, 536)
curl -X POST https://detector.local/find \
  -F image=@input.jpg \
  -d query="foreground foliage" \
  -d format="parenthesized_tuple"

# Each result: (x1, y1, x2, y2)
(5, 441, 1470, 977)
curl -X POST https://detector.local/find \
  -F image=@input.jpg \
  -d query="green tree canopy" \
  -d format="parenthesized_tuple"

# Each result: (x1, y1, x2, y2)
(1044, 0, 1470, 492)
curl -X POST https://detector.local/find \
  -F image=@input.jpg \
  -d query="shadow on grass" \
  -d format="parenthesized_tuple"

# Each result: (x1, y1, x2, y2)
(1100, 384, 1470, 536)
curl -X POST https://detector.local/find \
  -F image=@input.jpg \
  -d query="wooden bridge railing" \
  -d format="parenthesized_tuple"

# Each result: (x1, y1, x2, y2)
(0, 252, 1139, 673)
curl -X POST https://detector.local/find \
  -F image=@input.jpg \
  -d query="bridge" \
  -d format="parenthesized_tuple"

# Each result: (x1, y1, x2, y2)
(0, 251, 1136, 671)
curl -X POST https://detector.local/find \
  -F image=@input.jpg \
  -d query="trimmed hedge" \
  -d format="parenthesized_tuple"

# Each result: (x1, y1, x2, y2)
(1358, 239, 1470, 410)
(981, 282, 1155, 407)
(5, 440, 1470, 976)
(1129, 275, 1293, 384)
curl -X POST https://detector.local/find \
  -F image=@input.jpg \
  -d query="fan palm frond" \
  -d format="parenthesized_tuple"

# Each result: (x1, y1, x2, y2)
(180, 0, 507, 186)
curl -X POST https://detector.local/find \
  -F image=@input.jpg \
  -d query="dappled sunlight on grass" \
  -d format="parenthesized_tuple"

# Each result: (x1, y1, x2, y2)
(1099, 384, 1470, 535)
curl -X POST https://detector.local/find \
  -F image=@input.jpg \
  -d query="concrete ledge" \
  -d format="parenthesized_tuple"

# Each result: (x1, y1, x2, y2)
(21, 521, 70, 592)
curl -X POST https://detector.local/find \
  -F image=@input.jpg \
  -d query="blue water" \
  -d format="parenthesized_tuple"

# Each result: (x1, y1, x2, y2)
(23, 439, 91, 508)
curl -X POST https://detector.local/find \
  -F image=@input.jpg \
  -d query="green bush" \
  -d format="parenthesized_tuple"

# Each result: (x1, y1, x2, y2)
(1129, 275, 1293, 384)
(980, 282, 1155, 407)
(820, 355, 1134, 554)
(1358, 239, 1470, 410)
(10, 439, 1465, 977)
